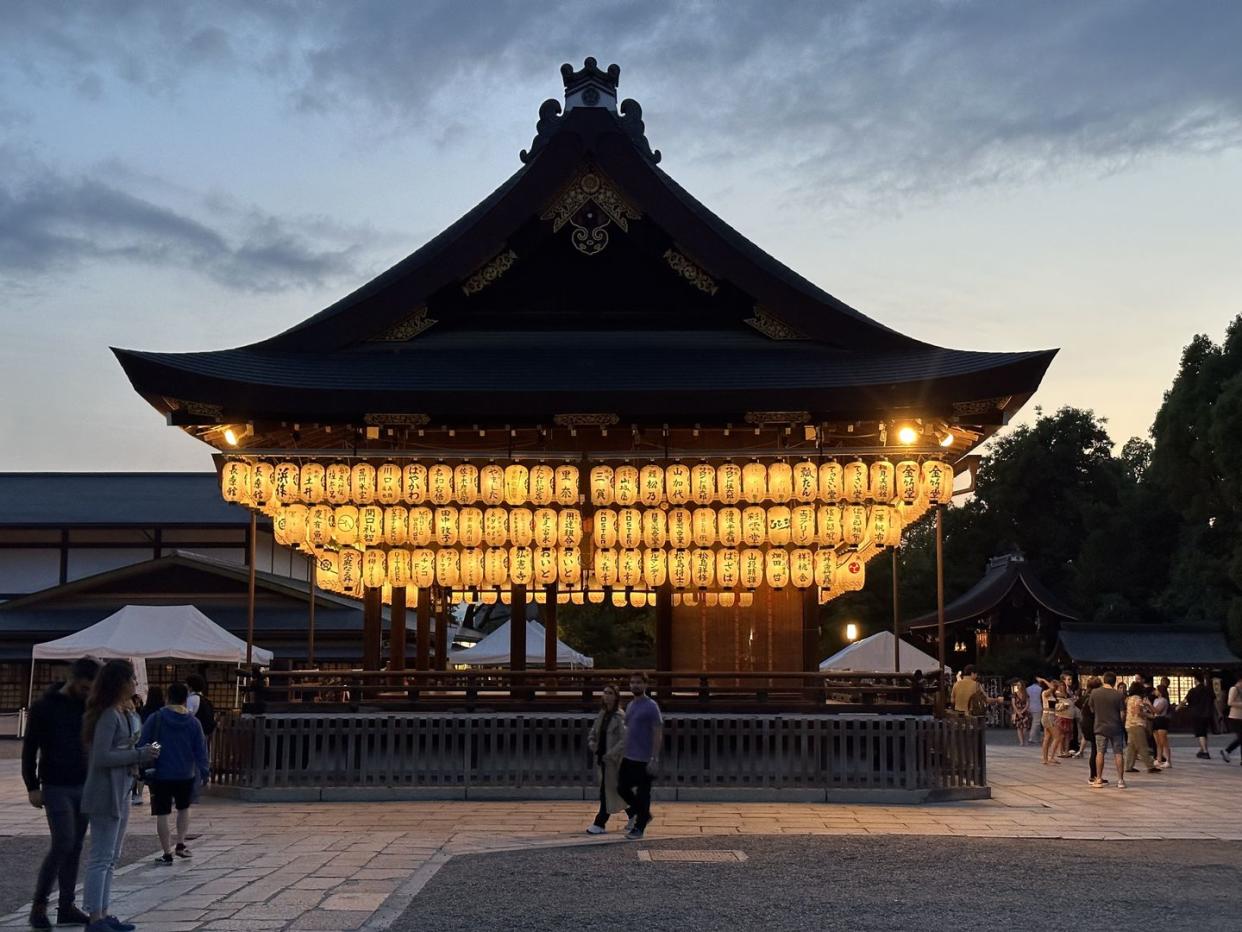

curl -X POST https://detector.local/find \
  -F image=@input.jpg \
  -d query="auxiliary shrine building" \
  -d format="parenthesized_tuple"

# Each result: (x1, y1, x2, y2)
(113, 59, 1057, 681)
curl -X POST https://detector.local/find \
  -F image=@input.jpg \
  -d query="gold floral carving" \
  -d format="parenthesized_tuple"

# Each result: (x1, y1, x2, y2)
(462, 249, 518, 295)
(952, 396, 1013, 416)
(180, 400, 223, 420)
(541, 169, 640, 256)
(663, 249, 719, 296)
(744, 308, 804, 341)
(370, 307, 438, 342)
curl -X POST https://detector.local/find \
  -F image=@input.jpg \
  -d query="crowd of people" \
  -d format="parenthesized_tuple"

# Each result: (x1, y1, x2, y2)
(21, 660, 215, 931)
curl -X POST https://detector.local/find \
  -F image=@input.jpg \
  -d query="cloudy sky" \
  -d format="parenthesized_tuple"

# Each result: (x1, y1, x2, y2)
(1, 1, 1240, 471)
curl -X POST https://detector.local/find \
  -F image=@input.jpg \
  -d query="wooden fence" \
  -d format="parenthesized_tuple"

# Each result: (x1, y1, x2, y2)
(210, 712, 986, 795)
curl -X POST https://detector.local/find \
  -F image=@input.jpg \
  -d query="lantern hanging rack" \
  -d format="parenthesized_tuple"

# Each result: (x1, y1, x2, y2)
(225, 445, 959, 462)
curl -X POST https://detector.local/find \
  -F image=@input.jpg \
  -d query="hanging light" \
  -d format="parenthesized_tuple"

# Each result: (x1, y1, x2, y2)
(555, 464, 580, 506)
(593, 548, 619, 587)
(408, 507, 433, 546)
(742, 506, 766, 546)
(334, 505, 359, 546)
(435, 548, 460, 587)
(691, 462, 715, 505)
(308, 505, 334, 547)
(691, 548, 715, 589)
(502, 464, 528, 505)
(593, 509, 618, 549)
(792, 461, 818, 502)
(667, 549, 691, 589)
(667, 507, 692, 549)
(275, 462, 300, 503)
(617, 507, 642, 549)
(458, 507, 483, 548)
(632, 591, 649, 608)
(359, 505, 384, 547)
(869, 460, 895, 504)
(719, 591, 736, 608)
(938, 429, 955, 449)
(529, 464, 555, 506)
(896, 460, 920, 504)
(363, 549, 387, 589)
(639, 464, 664, 507)
(739, 592, 754, 608)
(814, 550, 837, 590)
(818, 461, 843, 503)
(839, 553, 866, 591)
(618, 548, 643, 588)
(535, 547, 559, 585)
(767, 462, 793, 503)
(742, 462, 767, 503)
(641, 508, 667, 548)
(250, 462, 276, 507)
(692, 507, 717, 547)
(381, 505, 408, 546)
(480, 464, 505, 505)
(453, 463, 480, 504)
(388, 548, 413, 588)
(922, 460, 955, 505)
(740, 548, 764, 590)
(425, 464, 451, 505)
(765, 548, 790, 589)
(509, 507, 533, 547)
(682, 591, 698, 607)
(665, 463, 691, 505)
(410, 548, 436, 588)
(339, 547, 364, 595)
(483, 547, 508, 587)
(299, 463, 326, 504)
(460, 548, 485, 587)
(845, 622, 860, 642)
(559, 547, 582, 587)
(509, 546, 533, 585)
(614, 465, 639, 506)
(481, 587, 500, 605)
(717, 506, 741, 547)
(790, 548, 815, 589)
(221, 461, 251, 504)
(896, 424, 919, 445)
(483, 507, 508, 547)
(401, 464, 427, 505)
(315, 550, 340, 592)
(430, 506, 456, 546)
(500, 589, 513, 605)
(590, 465, 615, 506)
(558, 508, 583, 547)
(843, 504, 869, 547)
(351, 463, 376, 504)
(704, 592, 719, 607)
(716, 462, 742, 505)
(869, 504, 902, 548)
(843, 461, 868, 504)
(586, 575, 604, 604)
(274, 504, 308, 546)
(791, 504, 816, 546)
(611, 590, 629, 608)
(534, 507, 559, 548)
(375, 463, 402, 504)
(643, 548, 667, 588)
(717, 548, 740, 590)
(767, 505, 792, 546)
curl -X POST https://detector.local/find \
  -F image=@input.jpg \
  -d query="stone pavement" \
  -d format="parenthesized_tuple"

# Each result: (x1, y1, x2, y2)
(0, 741, 1237, 931)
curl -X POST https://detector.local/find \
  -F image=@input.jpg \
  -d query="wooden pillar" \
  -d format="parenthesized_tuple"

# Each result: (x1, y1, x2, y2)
(435, 592, 450, 670)
(415, 586, 431, 671)
(544, 584, 558, 671)
(245, 512, 256, 666)
(935, 506, 947, 713)
(655, 585, 673, 672)
(801, 586, 819, 672)
(892, 547, 900, 674)
(510, 584, 527, 672)
(389, 585, 406, 672)
(306, 552, 316, 667)
(362, 585, 382, 671)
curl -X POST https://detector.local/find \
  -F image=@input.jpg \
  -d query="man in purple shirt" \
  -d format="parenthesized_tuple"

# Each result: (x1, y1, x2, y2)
(617, 672, 663, 840)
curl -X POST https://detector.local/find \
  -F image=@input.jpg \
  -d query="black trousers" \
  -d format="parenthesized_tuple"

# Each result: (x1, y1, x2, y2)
(616, 758, 653, 830)
(34, 784, 89, 911)
(1226, 719, 1242, 756)
(1087, 734, 1100, 779)
(593, 767, 634, 828)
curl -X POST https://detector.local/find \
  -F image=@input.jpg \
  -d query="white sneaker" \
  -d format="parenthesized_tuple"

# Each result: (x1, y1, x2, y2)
(625, 815, 637, 833)
(1116, 780, 1127, 789)
(586, 825, 606, 835)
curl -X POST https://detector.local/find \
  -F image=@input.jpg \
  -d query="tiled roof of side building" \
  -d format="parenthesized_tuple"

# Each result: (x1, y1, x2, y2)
(0, 473, 245, 527)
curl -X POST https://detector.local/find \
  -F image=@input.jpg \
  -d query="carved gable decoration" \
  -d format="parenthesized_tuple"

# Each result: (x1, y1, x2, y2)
(369, 306, 438, 343)
(541, 168, 641, 256)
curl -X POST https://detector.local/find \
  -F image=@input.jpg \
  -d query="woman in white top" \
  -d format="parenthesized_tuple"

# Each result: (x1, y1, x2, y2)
(1222, 672, 1242, 764)
(1151, 684, 1172, 768)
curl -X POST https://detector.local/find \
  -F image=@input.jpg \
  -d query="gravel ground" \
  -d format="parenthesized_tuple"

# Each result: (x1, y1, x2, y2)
(397, 835, 1237, 932)
(0, 829, 156, 918)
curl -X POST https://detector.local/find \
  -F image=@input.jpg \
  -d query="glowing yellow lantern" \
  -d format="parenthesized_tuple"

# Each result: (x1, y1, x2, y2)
(529, 464, 555, 506)
(273, 505, 306, 546)
(692, 549, 715, 589)
(767, 462, 793, 503)
(869, 505, 901, 548)
(665, 463, 691, 504)
(691, 463, 715, 505)
(641, 508, 667, 548)
(339, 547, 363, 594)
(681, 591, 697, 607)
(639, 465, 664, 506)
(839, 553, 866, 591)
(922, 460, 955, 505)
(333, 505, 359, 545)
(614, 465, 639, 506)
(558, 509, 582, 547)
(816, 505, 842, 547)
(388, 548, 412, 588)
(558, 547, 582, 587)
(534, 547, 559, 585)
(425, 464, 451, 506)
(374, 463, 400, 505)
(870, 461, 895, 504)
(716, 462, 742, 505)
(843, 504, 868, 547)
(363, 549, 387, 589)
(632, 591, 649, 608)
(765, 548, 790, 589)
(250, 462, 275, 507)
(741, 506, 766, 546)
(435, 506, 459, 546)
(483, 507, 508, 547)
(667, 508, 692, 549)
(615, 508, 640, 549)
(435, 548, 460, 587)
(379, 506, 406, 546)
(509, 507, 533, 547)
(703, 592, 718, 607)
(359, 505, 383, 547)
(767, 505, 792, 546)
(509, 546, 534, 585)
(400, 464, 426, 505)
(717, 507, 741, 547)
(275, 462, 300, 503)
(459, 547, 484, 587)
(739, 592, 754, 608)
(896, 460, 920, 504)
(458, 507, 483, 548)
(570, 589, 584, 605)
(221, 461, 250, 504)
(589, 465, 614, 506)
(593, 548, 618, 587)
(407, 507, 433, 546)
(480, 464, 505, 505)
(408, 548, 434, 588)
(618, 549, 643, 588)
(717, 548, 740, 590)
(483, 548, 508, 586)
(814, 463, 840, 504)
(742, 462, 767, 503)
(452, 464, 479, 505)
(308, 505, 334, 547)
(315, 550, 340, 592)
(351, 463, 376, 504)
(790, 548, 815, 589)
(843, 461, 868, 504)
(692, 507, 716, 546)
(814, 550, 836, 590)
(593, 509, 618, 549)
(792, 461, 818, 503)
(667, 549, 691, 589)
(534, 508, 558, 548)
(555, 464, 579, 506)
(643, 549, 667, 588)
(740, 548, 764, 590)
(299, 463, 326, 504)
(791, 504, 816, 546)
(719, 591, 736, 608)
(319, 463, 346, 505)
(611, 591, 628, 608)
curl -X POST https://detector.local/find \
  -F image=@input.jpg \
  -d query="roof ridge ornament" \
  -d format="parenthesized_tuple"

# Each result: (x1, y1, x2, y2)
(561, 57, 620, 111)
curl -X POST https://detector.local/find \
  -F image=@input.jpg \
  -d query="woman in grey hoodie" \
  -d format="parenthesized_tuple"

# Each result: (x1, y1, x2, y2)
(80, 661, 159, 932)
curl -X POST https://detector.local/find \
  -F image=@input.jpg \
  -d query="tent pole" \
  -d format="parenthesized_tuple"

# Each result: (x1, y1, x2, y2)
(26, 660, 37, 712)
(246, 512, 256, 666)
(892, 547, 901, 674)
(935, 506, 946, 715)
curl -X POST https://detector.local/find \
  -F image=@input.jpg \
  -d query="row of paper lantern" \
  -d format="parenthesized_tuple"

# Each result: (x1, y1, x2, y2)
(339, 583, 845, 609)
(222, 459, 954, 509)
(271, 502, 905, 551)
(310, 544, 868, 594)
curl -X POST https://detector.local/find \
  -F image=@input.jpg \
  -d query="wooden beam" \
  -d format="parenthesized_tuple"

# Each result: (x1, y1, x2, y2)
(801, 586, 818, 672)
(655, 584, 673, 671)
(245, 512, 256, 666)
(544, 584, 558, 671)
(435, 591, 449, 670)
(415, 586, 431, 671)
(892, 547, 900, 673)
(935, 505, 946, 714)
(362, 585, 382, 671)
(306, 551, 316, 667)
(510, 584, 527, 672)
(389, 585, 406, 672)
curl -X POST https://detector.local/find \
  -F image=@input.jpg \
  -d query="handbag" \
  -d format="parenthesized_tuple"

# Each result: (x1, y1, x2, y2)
(968, 688, 989, 717)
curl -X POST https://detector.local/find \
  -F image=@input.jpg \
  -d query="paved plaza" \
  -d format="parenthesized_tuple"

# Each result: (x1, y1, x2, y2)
(0, 738, 1237, 931)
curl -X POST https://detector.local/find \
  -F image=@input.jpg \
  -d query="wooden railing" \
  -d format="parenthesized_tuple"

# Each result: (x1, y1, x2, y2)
(241, 669, 942, 714)
(210, 711, 986, 793)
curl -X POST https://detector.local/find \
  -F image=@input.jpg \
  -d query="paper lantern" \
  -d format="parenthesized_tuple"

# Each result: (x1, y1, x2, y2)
(555, 464, 580, 506)
(529, 465, 555, 506)
(839, 553, 866, 591)
(717, 507, 741, 547)
(388, 549, 412, 588)
(484, 547, 508, 586)
(790, 548, 815, 589)
(509, 507, 533, 547)
(250, 462, 275, 506)
(425, 464, 451, 506)
(896, 460, 920, 505)
(717, 548, 740, 590)
(869, 505, 902, 548)
(843, 461, 868, 504)
(451, 464, 479, 505)
(611, 591, 629, 608)
(665, 463, 691, 504)
(359, 505, 383, 547)
(922, 460, 955, 505)
(681, 591, 697, 607)
(318, 464, 346, 505)
(767, 462, 793, 503)
(742, 462, 767, 503)
(814, 550, 836, 589)
(435, 507, 459, 546)
(275, 506, 306, 546)
(275, 462, 300, 504)
(816, 505, 842, 547)
(458, 507, 483, 548)
(409, 548, 435, 588)
(407, 507, 433, 546)
(378, 506, 405, 546)
(667, 549, 691, 589)
(401, 464, 427, 504)
(435, 548, 460, 587)
(375, 464, 401, 505)
(667, 508, 692, 549)
(765, 548, 790, 589)
(351, 463, 376, 504)
(558, 509, 582, 547)
(315, 550, 340, 592)
(691, 549, 715, 589)
(221, 461, 250, 504)
(740, 548, 764, 590)
(485, 589, 500, 605)
(692, 507, 717, 546)
(559, 547, 582, 587)
(589, 465, 614, 506)
(632, 591, 649, 608)
(308, 505, 334, 547)
(534, 547, 559, 585)
(614, 465, 639, 506)
(843, 504, 869, 547)
(639, 465, 664, 507)
(703, 592, 718, 607)
(483, 507, 508, 547)
(791, 504, 816, 546)
(716, 462, 742, 505)
(334, 505, 359, 545)
(816, 462, 842, 503)
(570, 589, 585, 605)
(618, 549, 643, 588)
(363, 549, 387, 589)
(592, 509, 617, 549)
(617, 508, 642, 549)
(509, 546, 534, 585)
(764, 506, 790, 546)
(534, 508, 558, 548)
(869, 461, 895, 504)
(792, 461, 818, 502)
(593, 548, 618, 587)
(460, 547, 484, 588)
(480, 464, 505, 505)
(643, 549, 667, 587)
(339, 547, 363, 594)
(719, 591, 736, 608)
(742, 506, 766, 546)
(691, 463, 715, 505)
(641, 508, 667, 548)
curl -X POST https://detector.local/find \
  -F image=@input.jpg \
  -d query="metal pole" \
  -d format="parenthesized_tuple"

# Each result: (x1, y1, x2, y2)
(246, 512, 256, 666)
(892, 546, 901, 674)
(306, 552, 316, 667)
(935, 505, 946, 714)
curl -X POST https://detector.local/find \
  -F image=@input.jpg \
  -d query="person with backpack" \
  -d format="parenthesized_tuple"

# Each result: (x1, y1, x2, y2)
(184, 674, 217, 742)
(139, 682, 209, 864)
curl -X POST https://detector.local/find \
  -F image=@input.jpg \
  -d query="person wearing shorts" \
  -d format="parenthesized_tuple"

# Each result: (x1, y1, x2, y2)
(138, 682, 208, 864)
(1089, 673, 1128, 788)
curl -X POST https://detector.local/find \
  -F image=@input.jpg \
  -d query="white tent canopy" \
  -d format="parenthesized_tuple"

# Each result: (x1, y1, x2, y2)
(820, 631, 943, 674)
(447, 619, 592, 668)
(32, 604, 274, 666)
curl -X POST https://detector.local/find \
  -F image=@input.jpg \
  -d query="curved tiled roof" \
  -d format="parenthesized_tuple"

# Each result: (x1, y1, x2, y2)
(906, 553, 1079, 630)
